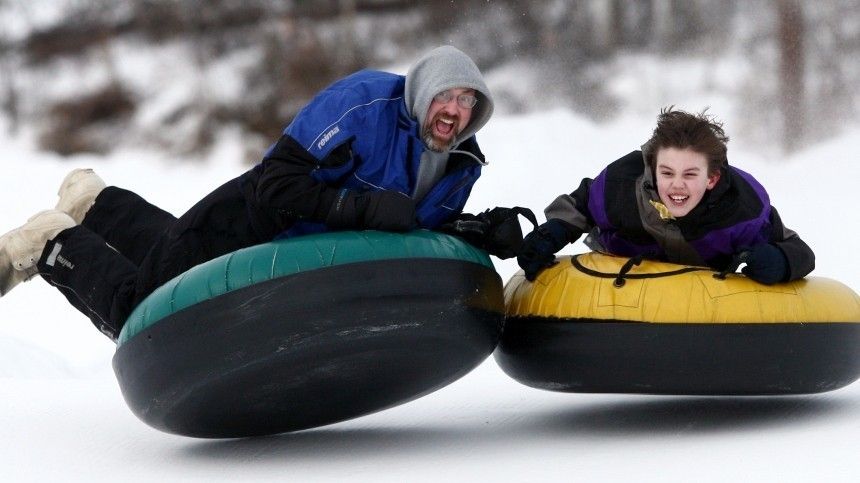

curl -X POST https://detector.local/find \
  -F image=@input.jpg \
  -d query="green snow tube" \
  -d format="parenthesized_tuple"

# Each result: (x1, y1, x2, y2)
(112, 230, 504, 438)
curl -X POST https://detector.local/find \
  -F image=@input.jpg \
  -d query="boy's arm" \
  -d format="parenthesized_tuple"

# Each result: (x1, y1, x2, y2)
(768, 206, 815, 280)
(543, 177, 596, 233)
(518, 179, 594, 281)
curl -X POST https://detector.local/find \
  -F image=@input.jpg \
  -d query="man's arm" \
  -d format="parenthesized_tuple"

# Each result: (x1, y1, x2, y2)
(255, 135, 415, 231)
(255, 134, 348, 222)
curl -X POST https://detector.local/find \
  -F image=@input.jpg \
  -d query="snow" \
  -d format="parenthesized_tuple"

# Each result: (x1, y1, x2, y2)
(2, 63, 860, 483)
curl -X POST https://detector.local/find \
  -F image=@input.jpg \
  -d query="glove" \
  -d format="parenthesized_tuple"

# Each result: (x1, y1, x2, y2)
(517, 219, 580, 281)
(438, 212, 488, 240)
(741, 243, 789, 285)
(438, 207, 537, 259)
(326, 189, 416, 231)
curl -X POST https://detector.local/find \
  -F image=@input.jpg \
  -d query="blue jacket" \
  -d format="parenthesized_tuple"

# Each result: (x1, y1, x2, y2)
(256, 69, 485, 237)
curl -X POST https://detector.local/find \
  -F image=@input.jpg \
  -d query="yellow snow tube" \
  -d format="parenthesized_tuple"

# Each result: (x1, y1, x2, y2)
(496, 253, 860, 395)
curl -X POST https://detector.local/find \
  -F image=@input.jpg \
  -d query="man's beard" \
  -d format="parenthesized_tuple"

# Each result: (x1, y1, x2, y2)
(422, 125, 457, 152)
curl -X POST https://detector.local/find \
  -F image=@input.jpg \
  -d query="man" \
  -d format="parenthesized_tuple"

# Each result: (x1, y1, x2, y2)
(0, 45, 499, 340)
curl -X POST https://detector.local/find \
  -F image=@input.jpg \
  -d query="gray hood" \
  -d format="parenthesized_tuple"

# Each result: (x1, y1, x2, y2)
(405, 46, 494, 148)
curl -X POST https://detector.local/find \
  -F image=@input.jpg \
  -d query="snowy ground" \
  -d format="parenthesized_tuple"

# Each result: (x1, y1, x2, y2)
(1, 103, 859, 481)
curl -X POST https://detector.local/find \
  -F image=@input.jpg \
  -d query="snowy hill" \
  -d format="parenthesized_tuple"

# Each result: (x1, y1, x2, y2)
(2, 2, 860, 480)
(1, 106, 859, 482)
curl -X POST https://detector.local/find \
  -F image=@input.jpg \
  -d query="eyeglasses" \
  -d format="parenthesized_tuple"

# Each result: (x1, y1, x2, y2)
(433, 90, 478, 109)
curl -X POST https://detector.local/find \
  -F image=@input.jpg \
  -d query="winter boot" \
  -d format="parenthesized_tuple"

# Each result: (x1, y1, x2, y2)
(2, 209, 75, 276)
(55, 168, 106, 224)
(0, 236, 37, 296)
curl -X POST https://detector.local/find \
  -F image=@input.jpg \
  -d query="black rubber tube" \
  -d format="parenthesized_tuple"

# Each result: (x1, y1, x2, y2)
(113, 258, 504, 438)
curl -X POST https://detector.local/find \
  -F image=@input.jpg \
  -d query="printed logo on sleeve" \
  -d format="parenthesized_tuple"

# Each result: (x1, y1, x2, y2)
(317, 126, 341, 150)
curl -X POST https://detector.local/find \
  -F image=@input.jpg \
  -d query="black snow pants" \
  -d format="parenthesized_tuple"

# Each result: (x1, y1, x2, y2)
(37, 178, 278, 341)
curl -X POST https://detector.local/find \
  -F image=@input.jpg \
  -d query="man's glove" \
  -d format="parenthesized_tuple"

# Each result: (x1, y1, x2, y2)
(741, 243, 789, 285)
(326, 189, 416, 231)
(438, 207, 536, 259)
(517, 219, 581, 281)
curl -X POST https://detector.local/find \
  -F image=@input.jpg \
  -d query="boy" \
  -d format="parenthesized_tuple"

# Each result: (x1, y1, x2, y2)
(517, 108, 814, 284)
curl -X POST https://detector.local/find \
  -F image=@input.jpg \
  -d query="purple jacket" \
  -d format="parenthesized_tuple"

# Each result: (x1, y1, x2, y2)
(544, 151, 814, 279)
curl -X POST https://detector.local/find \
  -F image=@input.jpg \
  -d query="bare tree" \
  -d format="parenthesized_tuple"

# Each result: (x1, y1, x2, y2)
(336, 0, 358, 72)
(777, 0, 805, 152)
(0, 45, 19, 136)
(0, 0, 21, 135)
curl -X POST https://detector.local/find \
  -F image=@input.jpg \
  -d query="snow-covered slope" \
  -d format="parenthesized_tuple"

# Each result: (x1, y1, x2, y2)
(1, 9, 859, 476)
(1, 107, 858, 482)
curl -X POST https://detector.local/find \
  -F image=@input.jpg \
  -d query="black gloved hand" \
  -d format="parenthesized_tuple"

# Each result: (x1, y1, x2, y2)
(438, 212, 489, 240)
(438, 207, 537, 260)
(517, 219, 580, 281)
(741, 243, 789, 285)
(327, 189, 416, 231)
(363, 190, 417, 231)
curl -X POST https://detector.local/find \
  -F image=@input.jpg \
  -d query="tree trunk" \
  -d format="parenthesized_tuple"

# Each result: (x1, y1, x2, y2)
(0, 54, 19, 136)
(777, 0, 805, 153)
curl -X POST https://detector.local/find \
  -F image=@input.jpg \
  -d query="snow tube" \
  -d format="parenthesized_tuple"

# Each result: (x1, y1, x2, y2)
(112, 230, 504, 438)
(496, 252, 860, 395)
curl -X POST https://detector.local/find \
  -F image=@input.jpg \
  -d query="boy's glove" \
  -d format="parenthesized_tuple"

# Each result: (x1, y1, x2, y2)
(517, 219, 581, 281)
(326, 189, 416, 231)
(741, 243, 789, 285)
(438, 207, 537, 259)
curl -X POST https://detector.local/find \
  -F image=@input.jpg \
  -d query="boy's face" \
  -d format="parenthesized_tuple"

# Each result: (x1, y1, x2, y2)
(654, 147, 721, 218)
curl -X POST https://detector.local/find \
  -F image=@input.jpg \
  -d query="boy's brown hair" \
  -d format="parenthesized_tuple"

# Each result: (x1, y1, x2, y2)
(642, 107, 730, 174)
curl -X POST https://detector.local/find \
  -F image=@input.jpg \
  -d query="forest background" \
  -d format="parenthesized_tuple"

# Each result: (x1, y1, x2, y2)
(1, 0, 857, 162)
